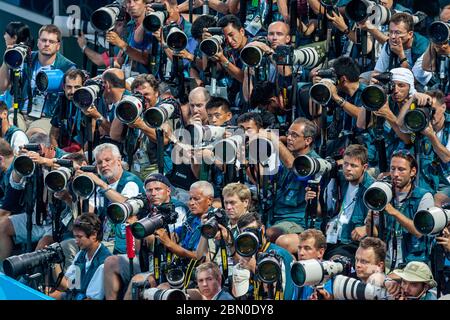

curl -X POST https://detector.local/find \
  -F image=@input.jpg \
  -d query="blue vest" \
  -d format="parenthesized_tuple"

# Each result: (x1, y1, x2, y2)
(386, 33, 429, 70)
(417, 114, 450, 193)
(100, 170, 145, 254)
(72, 243, 111, 299)
(272, 149, 320, 228)
(386, 186, 432, 264)
(337, 171, 375, 244)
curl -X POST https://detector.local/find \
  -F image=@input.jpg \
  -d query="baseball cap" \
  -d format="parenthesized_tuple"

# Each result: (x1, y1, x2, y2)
(144, 173, 172, 188)
(392, 261, 437, 288)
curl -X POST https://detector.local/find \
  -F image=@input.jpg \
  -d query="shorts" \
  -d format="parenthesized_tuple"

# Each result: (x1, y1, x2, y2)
(116, 254, 142, 285)
(271, 221, 304, 234)
(9, 213, 52, 244)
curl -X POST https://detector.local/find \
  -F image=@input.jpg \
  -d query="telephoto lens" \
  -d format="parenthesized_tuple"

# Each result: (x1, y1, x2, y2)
(36, 69, 64, 93)
(333, 275, 388, 300)
(13, 155, 35, 178)
(363, 178, 392, 211)
(143, 4, 168, 33)
(3, 44, 28, 70)
(361, 85, 387, 111)
(256, 251, 282, 284)
(143, 99, 176, 127)
(404, 106, 434, 133)
(240, 45, 264, 67)
(235, 230, 261, 257)
(428, 21, 450, 44)
(413, 207, 450, 236)
(115, 94, 145, 124)
(72, 174, 95, 198)
(199, 35, 224, 57)
(107, 197, 146, 224)
(91, 2, 123, 32)
(45, 167, 73, 192)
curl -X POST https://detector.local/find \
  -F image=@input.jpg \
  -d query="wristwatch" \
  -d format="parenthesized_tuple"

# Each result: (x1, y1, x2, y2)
(96, 116, 104, 127)
(399, 57, 408, 65)
(222, 60, 230, 70)
(336, 97, 345, 106)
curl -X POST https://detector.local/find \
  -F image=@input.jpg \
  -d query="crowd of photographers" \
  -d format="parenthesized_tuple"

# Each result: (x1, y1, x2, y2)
(0, 0, 450, 301)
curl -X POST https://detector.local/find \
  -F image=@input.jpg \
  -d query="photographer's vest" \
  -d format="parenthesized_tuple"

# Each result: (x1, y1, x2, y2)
(71, 243, 112, 299)
(417, 113, 450, 193)
(99, 170, 145, 254)
(271, 149, 320, 229)
(334, 171, 374, 244)
(385, 186, 432, 266)
(18, 52, 75, 116)
(386, 33, 429, 71)
(3, 125, 23, 146)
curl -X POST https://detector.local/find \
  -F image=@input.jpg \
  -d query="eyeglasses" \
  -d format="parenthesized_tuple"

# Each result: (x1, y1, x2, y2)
(392, 149, 413, 157)
(287, 131, 308, 139)
(388, 30, 407, 38)
(39, 38, 59, 45)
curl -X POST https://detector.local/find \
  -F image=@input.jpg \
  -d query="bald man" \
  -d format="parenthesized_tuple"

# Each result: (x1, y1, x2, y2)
(187, 87, 211, 125)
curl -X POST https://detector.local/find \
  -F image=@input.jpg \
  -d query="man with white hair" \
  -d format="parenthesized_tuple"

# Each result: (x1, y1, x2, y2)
(124, 181, 213, 299)
(79, 143, 144, 254)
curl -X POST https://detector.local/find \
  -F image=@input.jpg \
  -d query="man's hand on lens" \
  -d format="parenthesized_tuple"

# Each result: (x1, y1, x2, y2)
(202, 28, 212, 41)
(82, 105, 102, 119)
(238, 256, 256, 273)
(413, 92, 431, 106)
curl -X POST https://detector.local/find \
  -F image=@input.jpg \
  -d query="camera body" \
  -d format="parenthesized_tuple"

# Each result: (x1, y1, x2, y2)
(3, 242, 65, 278)
(206, 27, 223, 35)
(273, 45, 294, 66)
(200, 207, 229, 239)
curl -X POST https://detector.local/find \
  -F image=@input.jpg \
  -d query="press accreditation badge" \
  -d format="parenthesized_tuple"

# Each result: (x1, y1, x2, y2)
(326, 219, 339, 244)
(245, 15, 262, 36)
(29, 94, 45, 118)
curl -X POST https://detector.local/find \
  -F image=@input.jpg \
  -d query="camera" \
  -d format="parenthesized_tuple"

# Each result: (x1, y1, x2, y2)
(115, 93, 145, 125)
(143, 3, 168, 33)
(345, 0, 391, 25)
(73, 79, 104, 110)
(428, 21, 450, 45)
(36, 69, 64, 93)
(143, 98, 179, 127)
(71, 166, 97, 199)
(200, 207, 229, 239)
(13, 155, 35, 178)
(3, 243, 65, 279)
(45, 167, 73, 193)
(404, 103, 435, 133)
(91, 1, 124, 33)
(107, 194, 147, 225)
(247, 136, 274, 166)
(361, 72, 394, 111)
(163, 23, 188, 52)
(166, 263, 186, 289)
(256, 250, 283, 284)
(273, 41, 326, 68)
(22, 143, 41, 152)
(200, 35, 225, 57)
(333, 275, 388, 300)
(290, 256, 352, 287)
(53, 15, 96, 38)
(309, 68, 337, 105)
(131, 203, 178, 239)
(185, 124, 226, 147)
(413, 206, 450, 236)
(235, 227, 263, 257)
(363, 176, 392, 211)
(3, 43, 29, 70)
(212, 134, 244, 164)
(240, 37, 271, 67)
(131, 279, 187, 300)
(293, 155, 336, 178)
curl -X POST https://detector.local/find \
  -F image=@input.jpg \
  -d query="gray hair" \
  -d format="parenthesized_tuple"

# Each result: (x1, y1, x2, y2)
(190, 181, 214, 197)
(93, 143, 121, 161)
(29, 132, 51, 147)
(189, 87, 210, 103)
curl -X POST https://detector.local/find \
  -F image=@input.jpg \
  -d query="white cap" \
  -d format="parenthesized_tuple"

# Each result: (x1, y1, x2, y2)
(390, 67, 416, 95)
(232, 263, 251, 297)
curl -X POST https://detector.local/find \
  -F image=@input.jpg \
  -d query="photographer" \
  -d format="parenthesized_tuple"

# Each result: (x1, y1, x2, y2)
(124, 181, 210, 299)
(421, 5, 450, 94)
(52, 214, 112, 300)
(386, 261, 437, 300)
(366, 151, 434, 269)
(0, 133, 67, 261)
(0, 25, 76, 131)
(110, 74, 173, 179)
(0, 139, 14, 208)
(0, 101, 29, 154)
(82, 68, 128, 141)
(310, 57, 366, 153)
(195, 183, 252, 281)
(49, 69, 86, 152)
(279, 144, 375, 259)
(357, 67, 421, 169)
(372, 12, 430, 86)
(397, 89, 450, 194)
(81, 143, 143, 254)
(261, 118, 320, 244)
(231, 212, 295, 300)
(104, 173, 188, 300)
